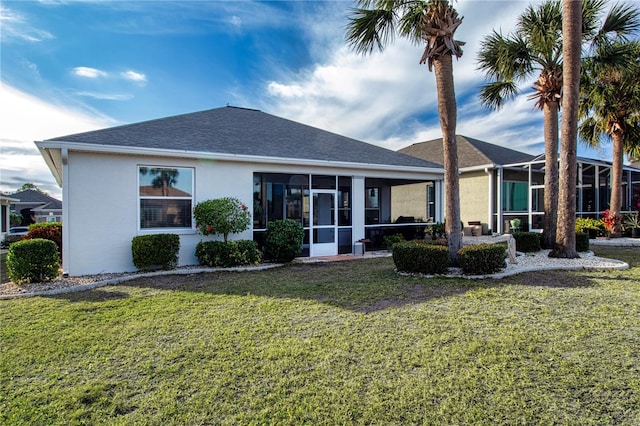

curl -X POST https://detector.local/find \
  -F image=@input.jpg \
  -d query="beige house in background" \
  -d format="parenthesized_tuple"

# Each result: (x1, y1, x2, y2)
(399, 135, 640, 234)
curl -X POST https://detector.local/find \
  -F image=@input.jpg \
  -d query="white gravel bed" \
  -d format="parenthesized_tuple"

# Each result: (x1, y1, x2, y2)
(409, 249, 628, 280)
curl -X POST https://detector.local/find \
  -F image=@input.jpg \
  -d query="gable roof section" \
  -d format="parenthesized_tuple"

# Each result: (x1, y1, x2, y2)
(399, 135, 535, 168)
(46, 106, 442, 170)
(9, 189, 61, 206)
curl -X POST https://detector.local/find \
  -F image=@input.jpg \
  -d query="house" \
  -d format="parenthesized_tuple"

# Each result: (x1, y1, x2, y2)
(36, 106, 444, 276)
(399, 135, 640, 234)
(0, 193, 19, 237)
(7, 189, 63, 225)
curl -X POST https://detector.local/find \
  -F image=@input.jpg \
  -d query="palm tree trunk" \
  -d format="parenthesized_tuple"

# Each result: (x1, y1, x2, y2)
(433, 54, 462, 263)
(610, 131, 624, 236)
(551, 0, 581, 258)
(542, 101, 559, 249)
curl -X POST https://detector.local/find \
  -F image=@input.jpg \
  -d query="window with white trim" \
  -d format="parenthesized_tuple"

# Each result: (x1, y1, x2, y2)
(139, 166, 193, 229)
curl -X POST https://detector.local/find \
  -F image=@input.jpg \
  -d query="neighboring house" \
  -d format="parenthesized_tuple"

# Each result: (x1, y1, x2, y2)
(8, 189, 63, 225)
(400, 135, 640, 234)
(0, 193, 19, 237)
(36, 106, 444, 276)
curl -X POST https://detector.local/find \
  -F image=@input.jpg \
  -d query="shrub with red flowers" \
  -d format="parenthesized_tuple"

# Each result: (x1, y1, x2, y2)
(600, 209, 621, 236)
(193, 197, 251, 242)
(24, 222, 62, 256)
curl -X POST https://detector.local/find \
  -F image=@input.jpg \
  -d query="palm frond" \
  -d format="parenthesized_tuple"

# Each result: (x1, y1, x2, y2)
(478, 81, 518, 109)
(346, 7, 397, 54)
(596, 2, 640, 44)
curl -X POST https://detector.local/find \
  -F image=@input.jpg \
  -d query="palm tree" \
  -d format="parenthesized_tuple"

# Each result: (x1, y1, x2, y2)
(346, 0, 465, 263)
(477, 0, 563, 249)
(476, 0, 633, 248)
(552, 0, 582, 259)
(579, 40, 640, 236)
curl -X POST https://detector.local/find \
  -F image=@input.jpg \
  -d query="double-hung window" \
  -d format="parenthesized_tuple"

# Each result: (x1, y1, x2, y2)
(139, 166, 194, 230)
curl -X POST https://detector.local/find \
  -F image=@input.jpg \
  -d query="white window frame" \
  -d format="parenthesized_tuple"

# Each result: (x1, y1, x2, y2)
(137, 165, 195, 233)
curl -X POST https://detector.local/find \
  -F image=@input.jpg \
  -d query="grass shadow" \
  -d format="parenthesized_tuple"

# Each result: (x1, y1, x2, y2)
(39, 246, 635, 312)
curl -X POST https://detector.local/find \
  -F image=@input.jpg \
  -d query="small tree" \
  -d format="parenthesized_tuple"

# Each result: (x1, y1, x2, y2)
(193, 197, 251, 242)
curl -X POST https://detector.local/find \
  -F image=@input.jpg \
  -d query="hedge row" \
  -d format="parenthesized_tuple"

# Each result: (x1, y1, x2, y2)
(393, 240, 507, 276)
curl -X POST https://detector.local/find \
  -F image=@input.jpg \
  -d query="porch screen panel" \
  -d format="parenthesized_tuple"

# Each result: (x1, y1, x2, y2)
(139, 166, 193, 229)
(502, 181, 527, 212)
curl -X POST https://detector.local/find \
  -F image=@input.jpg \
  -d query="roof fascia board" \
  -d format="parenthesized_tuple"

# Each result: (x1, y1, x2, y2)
(459, 163, 495, 173)
(36, 140, 445, 176)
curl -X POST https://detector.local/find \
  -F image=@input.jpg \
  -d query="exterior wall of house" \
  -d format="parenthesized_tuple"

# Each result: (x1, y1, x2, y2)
(64, 150, 442, 276)
(460, 171, 490, 232)
(65, 151, 258, 276)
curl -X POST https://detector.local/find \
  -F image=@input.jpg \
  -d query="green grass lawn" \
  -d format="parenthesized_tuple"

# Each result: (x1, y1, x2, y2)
(1, 246, 639, 425)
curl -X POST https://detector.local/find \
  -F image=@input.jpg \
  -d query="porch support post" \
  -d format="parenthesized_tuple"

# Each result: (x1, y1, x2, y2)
(352, 176, 365, 244)
(578, 162, 583, 217)
(61, 147, 70, 276)
(497, 167, 503, 233)
(486, 168, 493, 233)
(595, 165, 600, 213)
(434, 179, 444, 223)
(527, 164, 532, 231)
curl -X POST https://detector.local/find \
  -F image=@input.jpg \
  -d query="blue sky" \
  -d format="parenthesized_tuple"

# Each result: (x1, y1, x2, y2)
(1, 0, 634, 199)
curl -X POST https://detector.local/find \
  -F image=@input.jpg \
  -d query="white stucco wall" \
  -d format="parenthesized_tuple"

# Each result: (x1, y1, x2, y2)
(62, 150, 442, 275)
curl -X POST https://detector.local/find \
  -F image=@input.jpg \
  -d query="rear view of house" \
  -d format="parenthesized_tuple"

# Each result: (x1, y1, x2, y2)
(36, 106, 444, 276)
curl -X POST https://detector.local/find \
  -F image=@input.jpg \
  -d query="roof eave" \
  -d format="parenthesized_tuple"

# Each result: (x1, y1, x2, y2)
(35, 140, 444, 176)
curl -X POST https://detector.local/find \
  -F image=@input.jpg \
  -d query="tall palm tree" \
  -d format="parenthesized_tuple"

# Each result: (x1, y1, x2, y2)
(476, 0, 632, 248)
(477, 0, 563, 249)
(346, 0, 465, 263)
(552, 0, 582, 259)
(579, 40, 640, 236)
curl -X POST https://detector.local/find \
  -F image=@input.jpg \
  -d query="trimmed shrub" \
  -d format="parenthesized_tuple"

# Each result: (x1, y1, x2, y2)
(264, 219, 304, 262)
(512, 232, 541, 253)
(576, 232, 590, 252)
(25, 222, 62, 255)
(196, 240, 262, 267)
(131, 234, 180, 270)
(458, 243, 506, 275)
(392, 241, 450, 275)
(383, 233, 405, 251)
(193, 197, 251, 242)
(7, 239, 60, 284)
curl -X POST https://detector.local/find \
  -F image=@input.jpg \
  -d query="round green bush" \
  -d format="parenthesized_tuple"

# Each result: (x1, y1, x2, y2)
(264, 219, 304, 262)
(457, 243, 506, 275)
(196, 240, 262, 267)
(193, 197, 251, 242)
(512, 232, 541, 253)
(131, 234, 180, 270)
(7, 238, 60, 284)
(392, 241, 450, 274)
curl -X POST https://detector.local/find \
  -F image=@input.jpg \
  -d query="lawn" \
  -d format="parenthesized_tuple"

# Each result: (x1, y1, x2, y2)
(1, 247, 639, 425)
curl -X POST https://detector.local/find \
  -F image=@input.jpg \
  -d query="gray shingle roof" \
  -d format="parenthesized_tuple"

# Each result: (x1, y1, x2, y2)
(399, 135, 535, 168)
(10, 189, 61, 205)
(48, 106, 442, 169)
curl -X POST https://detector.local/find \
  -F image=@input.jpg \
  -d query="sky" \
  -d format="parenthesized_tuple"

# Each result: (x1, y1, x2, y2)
(1, 0, 634, 200)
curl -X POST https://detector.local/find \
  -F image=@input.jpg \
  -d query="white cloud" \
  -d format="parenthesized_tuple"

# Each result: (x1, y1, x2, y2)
(258, 0, 585, 158)
(0, 84, 116, 197)
(75, 91, 133, 101)
(0, 5, 54, 42)
(73, 66, 108, 79)
(121, 70, 147, 83)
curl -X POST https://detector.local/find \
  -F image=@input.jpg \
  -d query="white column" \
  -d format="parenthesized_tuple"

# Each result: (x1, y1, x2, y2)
(497, 167, 503, 233)
(62, 148, 70, 276)
(352, 176, 365, 242)
(486, 168, 494, 233)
